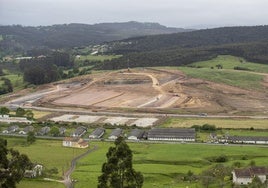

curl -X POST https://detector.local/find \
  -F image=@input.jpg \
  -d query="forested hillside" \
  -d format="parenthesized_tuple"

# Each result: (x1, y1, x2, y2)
(98, 26, 268, 69)
(0, 21, 190, 55)
(110, 26, 268, 53)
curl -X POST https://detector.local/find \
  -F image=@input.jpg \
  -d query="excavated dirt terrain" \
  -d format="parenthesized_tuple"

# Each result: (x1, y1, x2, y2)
(33, 68, 268, 115)
(5, 68, 268, 115)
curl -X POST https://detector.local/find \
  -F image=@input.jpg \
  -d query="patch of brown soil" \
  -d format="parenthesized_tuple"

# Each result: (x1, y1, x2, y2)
(9, 68, 268, 116)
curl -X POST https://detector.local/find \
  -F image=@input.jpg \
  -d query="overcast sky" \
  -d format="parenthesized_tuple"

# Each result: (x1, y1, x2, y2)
(0, 0, 268, 28)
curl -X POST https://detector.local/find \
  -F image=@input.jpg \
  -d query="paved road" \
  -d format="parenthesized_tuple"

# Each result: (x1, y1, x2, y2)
(63, 146, 98, 188)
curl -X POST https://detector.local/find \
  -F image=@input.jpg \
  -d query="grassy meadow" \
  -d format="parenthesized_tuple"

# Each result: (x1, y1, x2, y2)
(18, 179, 65, 188)
(3, 134, 268, 188)
(72, 141, 268, 188)
(176, 55, 268, 91)
(75, 54, 121, 62)
(32, 110, 53, 119)
(178, 66, 264, 90)
(4, 137, 86, 188)
(0, 74, 25, 91)
(189, 55, 268, 73)
(161, 117, 268, 129)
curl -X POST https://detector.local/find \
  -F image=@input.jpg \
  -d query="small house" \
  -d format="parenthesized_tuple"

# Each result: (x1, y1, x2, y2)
(24, 164, 43, 178)
(108, 128, 123, 140)
(38, 126, 50, 136)
(63, 137, 89, 148)
(89, 128, 105, 139)
(71, 126, 87, 137)
(232, 166, 268, 185)
(2, 125, 19, 134)
(128, 129, 144, 140)
(19, 126, 34, 135)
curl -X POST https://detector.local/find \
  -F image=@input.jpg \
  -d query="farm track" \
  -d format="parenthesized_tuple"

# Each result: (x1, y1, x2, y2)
(63, 146, 98, 188)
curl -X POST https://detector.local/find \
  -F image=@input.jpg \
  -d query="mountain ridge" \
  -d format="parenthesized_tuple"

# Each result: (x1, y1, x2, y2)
(0, 21, 192, 54)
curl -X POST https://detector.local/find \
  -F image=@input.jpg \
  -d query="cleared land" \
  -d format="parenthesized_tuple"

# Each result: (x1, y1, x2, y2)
(4, 56, 268, 116)
(51, 114, 158, 127)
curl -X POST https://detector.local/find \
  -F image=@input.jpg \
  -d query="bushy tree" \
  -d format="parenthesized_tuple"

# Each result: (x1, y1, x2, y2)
(0, 107, 10, 115)
(98, 137, 143, 188)
(0, 138, 32, 188)
(0, 78, 13, 95)
(50, 126, 60, 137)
(15, 107, 26, 117)
(25, 110, 34, 120)
(27, 131, 36, 144)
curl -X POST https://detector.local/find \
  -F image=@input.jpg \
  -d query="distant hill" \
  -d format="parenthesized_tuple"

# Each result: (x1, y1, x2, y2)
(110, 25, 268, 53)
(98, 25, 268, 69)
(0, 21, 192, 54)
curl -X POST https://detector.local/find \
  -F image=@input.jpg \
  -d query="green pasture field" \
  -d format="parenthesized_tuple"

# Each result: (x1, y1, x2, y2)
(0, 74, 25, 91)
(4, 137, 86, 188)
(18, 179, 64, 188)
(189, 55, 268, 73)
(178, 66, 264, 90)
(72, 141, 268, 188)
(161, 117, 268, 129)
(75, 54, 121, 62)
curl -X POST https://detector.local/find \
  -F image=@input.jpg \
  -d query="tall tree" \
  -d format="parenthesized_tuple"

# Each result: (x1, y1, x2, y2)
(0, 138, 32, 188)
(98, 137, 143, 188)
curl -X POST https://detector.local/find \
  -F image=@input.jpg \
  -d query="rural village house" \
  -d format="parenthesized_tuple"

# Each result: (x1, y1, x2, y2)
(63, 137, 89, 148)
(232, 166, 268, 185)
(71, 126, 87, 137)
(24, 164, 43, 178)
(108, 128, 123, 140)
(19, 126, 34, 135)
(89, 128, 105, 139)
(127, 129, 145, 140)
(38, 126, 50, 135)
(2, 125, 19, 134)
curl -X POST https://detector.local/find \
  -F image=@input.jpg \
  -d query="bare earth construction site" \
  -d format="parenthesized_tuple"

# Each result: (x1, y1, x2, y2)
(7, 68, 268, 117)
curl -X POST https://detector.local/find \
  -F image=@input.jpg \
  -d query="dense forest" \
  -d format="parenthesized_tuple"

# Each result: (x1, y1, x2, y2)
(98, 26, 268, 69)
(110, 26, 268, 53)
(19, 51, 74, 85)
(0, 22, 190, 55)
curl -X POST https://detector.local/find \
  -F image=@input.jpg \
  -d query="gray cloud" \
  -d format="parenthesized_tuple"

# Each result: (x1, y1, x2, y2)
(0, 0, 268, 28)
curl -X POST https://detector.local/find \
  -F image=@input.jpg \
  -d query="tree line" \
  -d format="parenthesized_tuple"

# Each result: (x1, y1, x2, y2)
(19, 51, 74, 85)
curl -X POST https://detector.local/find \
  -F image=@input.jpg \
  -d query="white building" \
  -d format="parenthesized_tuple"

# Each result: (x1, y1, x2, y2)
(147, 128, 195, 142)
(232, 167, 268, 185)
